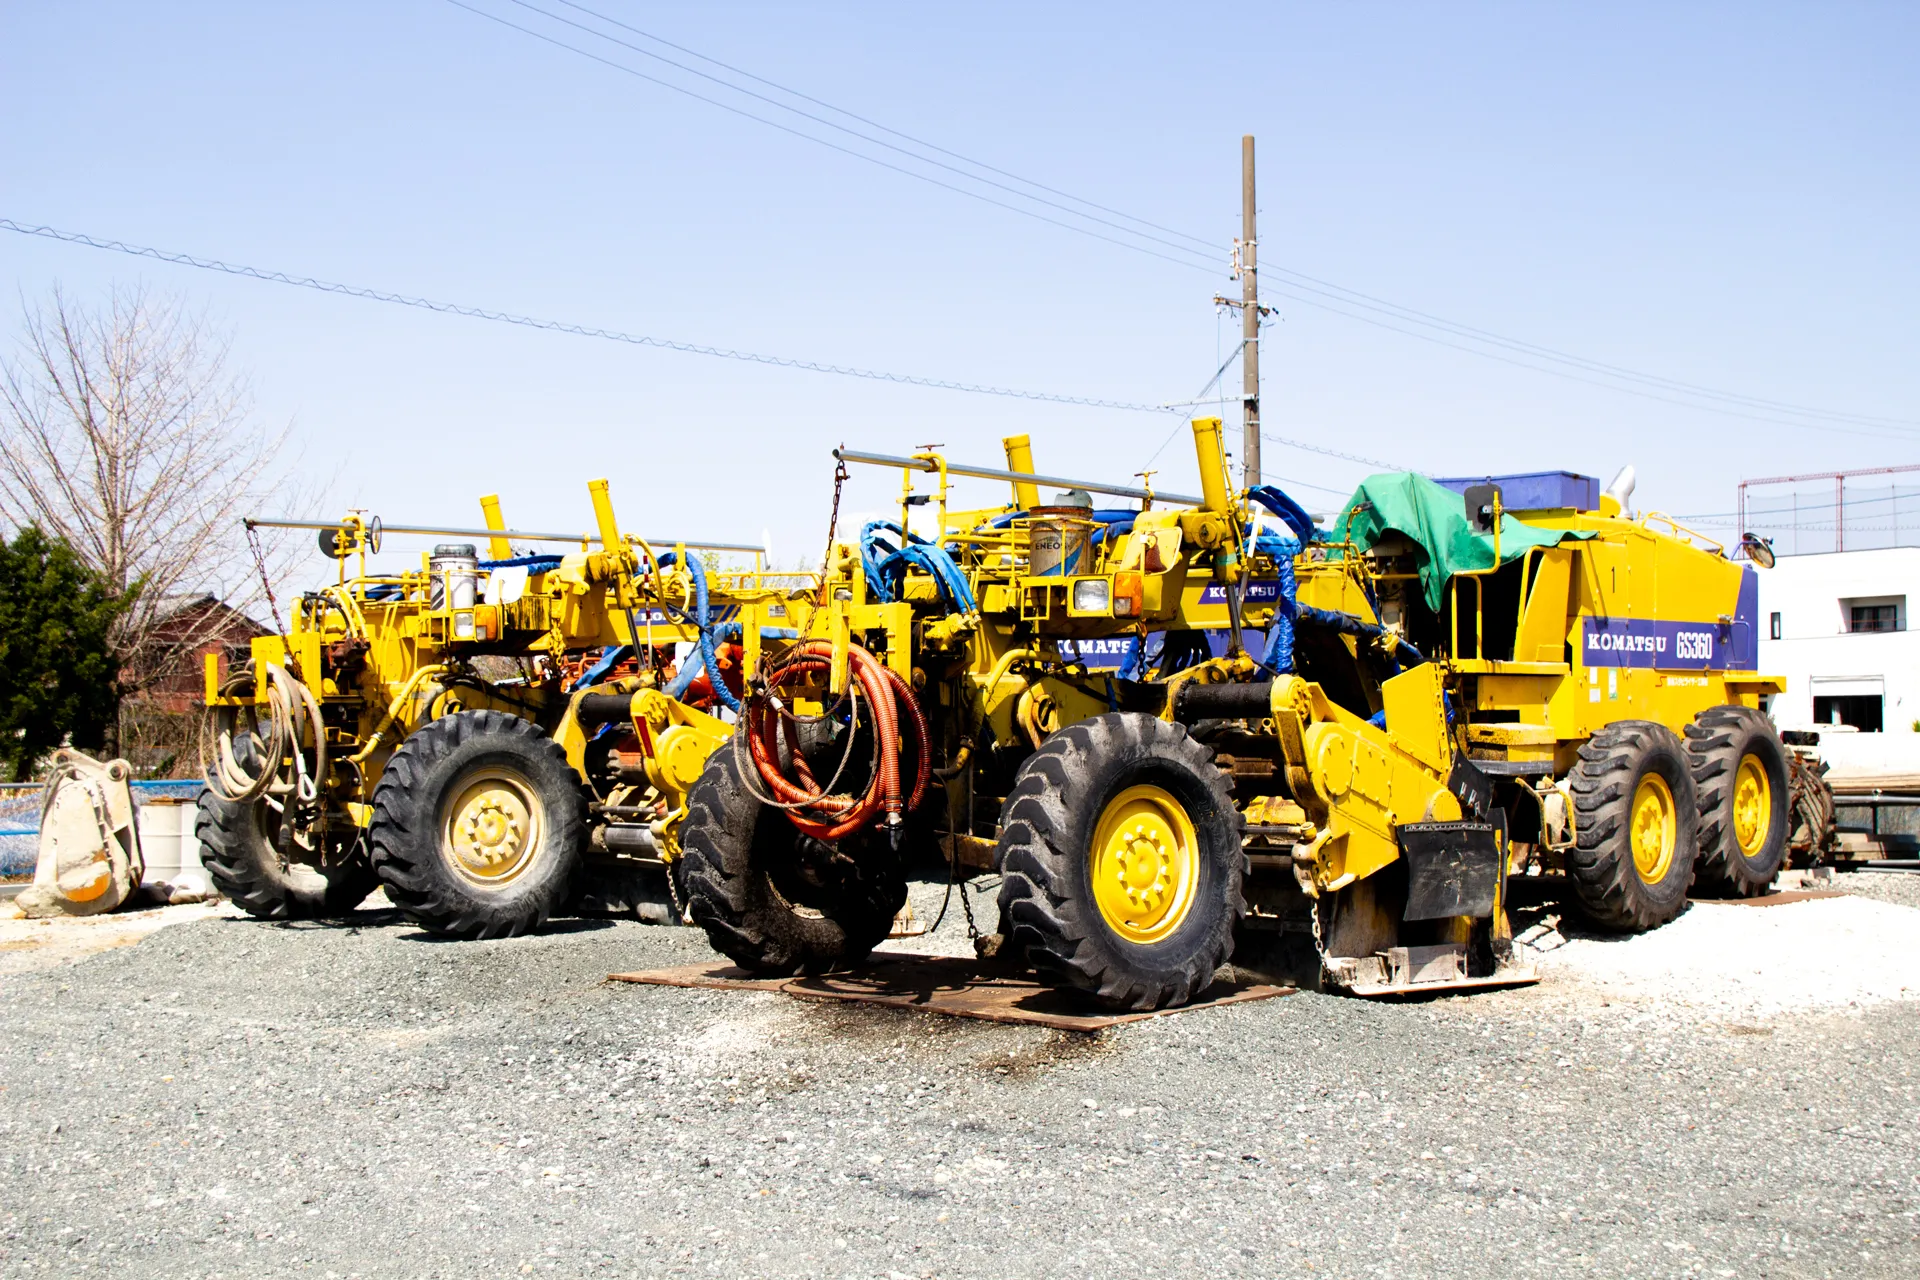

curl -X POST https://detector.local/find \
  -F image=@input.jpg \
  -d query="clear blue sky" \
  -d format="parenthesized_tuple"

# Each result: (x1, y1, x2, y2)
(4, 2, 1915, 567)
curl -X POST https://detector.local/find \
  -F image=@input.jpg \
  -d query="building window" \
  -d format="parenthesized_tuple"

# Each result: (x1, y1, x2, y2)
(1769, 611, 1781, 640)
(1814, 694, 1884, 732)
(1850, 604, 1901, 633)
(1843, 595, 1905, 634)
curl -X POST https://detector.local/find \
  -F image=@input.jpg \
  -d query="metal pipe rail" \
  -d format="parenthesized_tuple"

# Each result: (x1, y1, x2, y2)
(833, 448, 1202, 507)
(245, 517, 764, 555)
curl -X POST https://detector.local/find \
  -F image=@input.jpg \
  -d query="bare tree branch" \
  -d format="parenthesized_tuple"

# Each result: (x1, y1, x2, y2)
(0, 283, 315, 706)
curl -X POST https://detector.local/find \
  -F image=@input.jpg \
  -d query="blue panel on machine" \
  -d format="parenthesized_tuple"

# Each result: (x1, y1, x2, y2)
(1582, 616, 1754, 670)
(1432, 471, 1598, 512)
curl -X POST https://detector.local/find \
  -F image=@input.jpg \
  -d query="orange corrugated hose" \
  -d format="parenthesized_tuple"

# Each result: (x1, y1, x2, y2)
(745, 640, 928, 843)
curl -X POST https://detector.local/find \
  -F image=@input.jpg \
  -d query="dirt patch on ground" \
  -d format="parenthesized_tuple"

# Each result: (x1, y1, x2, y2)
(0, 897, 239, 978)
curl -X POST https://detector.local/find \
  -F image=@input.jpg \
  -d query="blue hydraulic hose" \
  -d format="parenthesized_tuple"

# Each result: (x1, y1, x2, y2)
(1293, 604, 1427, 673)
(1231, 485, 1313, 676)
(859, 521, 977, 613)
(570, 645, 632, 693)
(1247, 485, 1318, 547)
(657, 551, 740, 713)
(1258, 536, 1302, 675)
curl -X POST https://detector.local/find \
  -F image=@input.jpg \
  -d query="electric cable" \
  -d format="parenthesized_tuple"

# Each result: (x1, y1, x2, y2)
(442, 0, 1217, 274)
(0, 219, 1162, 414)
(447, 0, 1915, 437)
(541, 0, 1220, 254)
(488, 0, 1224, 267)
(0, 216, 1393, 483)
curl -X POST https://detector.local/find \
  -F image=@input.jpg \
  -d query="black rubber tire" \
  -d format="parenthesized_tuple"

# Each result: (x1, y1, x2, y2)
(368, 710, 586, 939)
(1565, 720, 1698, 931)
(680, 742, 907, 974)
(196, 789, 377, 920)
(995, 712, 1245, 1011)
(1686, 705, 1791, 897)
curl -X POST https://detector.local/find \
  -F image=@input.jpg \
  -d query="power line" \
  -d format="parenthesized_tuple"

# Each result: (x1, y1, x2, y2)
(6, 215, 1407, 481)
(442, 0, 1218, 275)
(0, 219, 1156, 412)
(1257, 473, 1355, 500)
(1263, 275, 1920, 434)
(446, 1, 1916, 440)
(541, 0, 1218, 254)
(1142, 340, 1246, 468)
(1263, 431, 1401, 474)
(492, 0, 1222, 268)
(1259, 282, 1920, 443)
(1679, 488, 1919, 521)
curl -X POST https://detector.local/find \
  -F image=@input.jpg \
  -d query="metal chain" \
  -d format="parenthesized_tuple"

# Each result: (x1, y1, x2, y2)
(663, 856, 687, 924)
(246, 523, 304, 684)
(1308, 894, 1328, 963)
(819, 455, 849, 581)
(957, 862, 981, 940)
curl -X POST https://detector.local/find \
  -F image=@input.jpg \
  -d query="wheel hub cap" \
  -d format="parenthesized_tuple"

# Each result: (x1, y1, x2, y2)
(1630, 771, 1676, 884)
(1090, 785, 1199, 944)
(1732, 754, 1770, 858)
(442, 770, 542, 886)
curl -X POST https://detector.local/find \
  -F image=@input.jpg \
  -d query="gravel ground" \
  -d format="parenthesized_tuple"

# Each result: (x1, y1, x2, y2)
(1, 877, 1917, 1279)
(1832, 868, 1920, 911)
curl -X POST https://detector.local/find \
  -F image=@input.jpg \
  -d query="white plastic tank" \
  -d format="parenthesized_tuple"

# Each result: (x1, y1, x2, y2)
(135, 796, 212, 902)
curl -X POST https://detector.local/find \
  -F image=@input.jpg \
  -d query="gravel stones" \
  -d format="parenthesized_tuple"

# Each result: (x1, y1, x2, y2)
(0, 878, 1914, 1277)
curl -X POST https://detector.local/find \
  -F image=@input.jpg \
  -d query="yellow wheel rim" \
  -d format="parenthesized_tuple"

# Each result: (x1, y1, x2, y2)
(441, 767, 544, 887)
(1089, 784, 1199, 945)
(1732, 754, 1771, 858)
(1630, 771, 1677, 884)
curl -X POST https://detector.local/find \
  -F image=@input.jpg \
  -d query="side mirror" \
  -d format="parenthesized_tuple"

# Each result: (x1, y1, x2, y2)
(1463, 483, 1502, 534)
(1739, 531, 1775, 569)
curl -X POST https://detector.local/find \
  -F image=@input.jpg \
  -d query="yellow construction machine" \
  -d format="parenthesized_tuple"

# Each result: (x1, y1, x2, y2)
(196, 489, 797, 936)
(199, 422, 1791, 1012)
(666, 422, 1789, 1006)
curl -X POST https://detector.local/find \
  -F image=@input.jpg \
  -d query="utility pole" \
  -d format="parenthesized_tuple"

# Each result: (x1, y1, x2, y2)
(1240, 134, 1261, 488)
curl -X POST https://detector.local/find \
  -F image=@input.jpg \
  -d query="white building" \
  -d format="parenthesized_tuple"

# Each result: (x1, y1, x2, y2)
(1756, 545, 1920, 735)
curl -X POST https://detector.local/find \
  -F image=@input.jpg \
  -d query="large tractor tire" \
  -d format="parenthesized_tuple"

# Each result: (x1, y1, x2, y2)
(196, 789, 377, 920)
(995, 712, 1245, 1011)
(1565, 720, 1698, 931)
(1686, 705, 1790, 896)
(369, 710, 586, 939)
(680, 743, 906, 974)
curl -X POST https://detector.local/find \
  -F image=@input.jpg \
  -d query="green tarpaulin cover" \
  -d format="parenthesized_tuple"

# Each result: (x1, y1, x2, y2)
(1330, 472, 1594, 611)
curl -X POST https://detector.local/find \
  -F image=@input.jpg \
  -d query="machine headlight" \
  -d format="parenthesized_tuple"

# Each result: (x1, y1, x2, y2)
(1071, 579, 1110, 613)
(453, 610, 476, 639)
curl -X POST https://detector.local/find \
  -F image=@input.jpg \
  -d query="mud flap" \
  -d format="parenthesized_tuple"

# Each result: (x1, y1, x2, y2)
(1397, 821, 1502, 921)
(1322, 816, 1539, 997)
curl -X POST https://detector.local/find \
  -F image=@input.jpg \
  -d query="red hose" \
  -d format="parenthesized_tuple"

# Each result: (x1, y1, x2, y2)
(744, 640, 927, 843)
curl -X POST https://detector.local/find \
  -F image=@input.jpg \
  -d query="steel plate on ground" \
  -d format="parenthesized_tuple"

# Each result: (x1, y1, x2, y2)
(607, 953, 1292, 1031)
(1735, 888, 1849, 907)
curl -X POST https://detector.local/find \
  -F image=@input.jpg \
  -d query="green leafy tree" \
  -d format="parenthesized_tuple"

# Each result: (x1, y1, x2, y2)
(0, 525, 136, 779)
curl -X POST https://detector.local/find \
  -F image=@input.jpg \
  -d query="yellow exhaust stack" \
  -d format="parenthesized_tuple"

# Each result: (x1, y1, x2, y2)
(1190, 417, 1234, 514)
(1190, 417, 1243, 588)
(478, 495, 513, 561)
(588, 478, 623, 551)
(1002, 435, 1041, 510)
